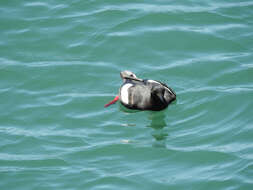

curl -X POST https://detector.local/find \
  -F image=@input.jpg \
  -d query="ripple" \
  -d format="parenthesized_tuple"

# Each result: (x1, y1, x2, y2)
(1, 0, 253, 189)
(104, 3, 214, 13)
(0, 152, 64, 162)
(0, 126, 90, 138)
(172, 110, 207, 126)
(24, 2, 51, 8)
(108, 23, 247, 37)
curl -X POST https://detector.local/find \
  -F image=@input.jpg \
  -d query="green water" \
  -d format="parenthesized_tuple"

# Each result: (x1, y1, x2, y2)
(1, 0, 253, 189)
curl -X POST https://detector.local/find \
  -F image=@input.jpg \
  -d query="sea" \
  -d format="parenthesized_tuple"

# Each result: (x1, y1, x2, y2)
(0, 0, 253, 189)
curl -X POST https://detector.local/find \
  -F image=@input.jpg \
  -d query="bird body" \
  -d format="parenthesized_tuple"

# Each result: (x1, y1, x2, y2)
(105, 71, 176, 111)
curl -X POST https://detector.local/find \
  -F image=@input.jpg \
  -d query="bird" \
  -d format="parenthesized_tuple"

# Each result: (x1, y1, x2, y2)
(104, 71, 176, 111)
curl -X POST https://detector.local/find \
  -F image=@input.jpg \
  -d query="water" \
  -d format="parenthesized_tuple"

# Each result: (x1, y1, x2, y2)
(1, 0, 253, 189)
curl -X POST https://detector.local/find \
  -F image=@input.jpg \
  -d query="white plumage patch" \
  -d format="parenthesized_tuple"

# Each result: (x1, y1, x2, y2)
(148, 80, 174, 94)
(164, 86, 173, 94)
(120, 83, 133, 104)
(147, 80, 160, 84)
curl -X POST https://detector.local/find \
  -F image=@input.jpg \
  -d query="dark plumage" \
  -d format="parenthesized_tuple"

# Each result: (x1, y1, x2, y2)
(119, 71, 176, 111)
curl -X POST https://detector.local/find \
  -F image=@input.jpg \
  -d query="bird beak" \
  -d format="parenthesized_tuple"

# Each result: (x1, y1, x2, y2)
(104, 96, 119, 108)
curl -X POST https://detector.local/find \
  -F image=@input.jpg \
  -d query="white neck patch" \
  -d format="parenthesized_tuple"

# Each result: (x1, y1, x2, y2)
(120, 83, 133, 104)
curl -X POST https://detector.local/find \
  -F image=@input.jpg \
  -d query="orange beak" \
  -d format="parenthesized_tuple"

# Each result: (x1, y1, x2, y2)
(104, 95, 119, 107)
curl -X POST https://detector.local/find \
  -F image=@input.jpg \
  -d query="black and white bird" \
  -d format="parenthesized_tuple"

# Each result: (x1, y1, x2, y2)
(105, 71, 176, 111)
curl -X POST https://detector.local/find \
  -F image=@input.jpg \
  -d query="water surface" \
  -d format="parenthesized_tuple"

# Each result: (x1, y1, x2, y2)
(1, 0, 253, 189)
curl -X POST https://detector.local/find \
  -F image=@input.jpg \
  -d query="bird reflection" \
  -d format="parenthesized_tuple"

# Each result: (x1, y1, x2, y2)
(147, 111, 168, 148)
(119, 104, 169, 148)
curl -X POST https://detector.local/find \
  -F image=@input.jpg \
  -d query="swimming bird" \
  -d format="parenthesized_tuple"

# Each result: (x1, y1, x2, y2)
(105, 71, 176, 111)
